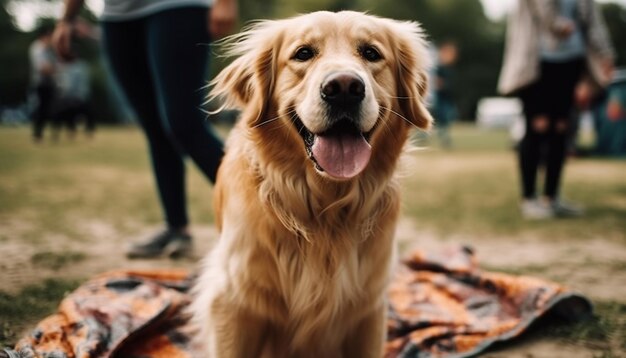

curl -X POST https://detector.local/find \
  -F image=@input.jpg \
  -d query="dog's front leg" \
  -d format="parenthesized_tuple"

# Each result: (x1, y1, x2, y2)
(341, 302, 387, 358)
(204, 297, 270, 358)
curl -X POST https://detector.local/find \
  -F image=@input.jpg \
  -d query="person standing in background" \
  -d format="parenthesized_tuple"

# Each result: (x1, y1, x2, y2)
(432, 41, 459, 149)
(596, 70, 626, 156)
(52, 51, 91, 140)
(53, 0, 238, 257)
(498, 0, 614, 219)
(52, 19, 97, 139)
(30, 25, 57, 142)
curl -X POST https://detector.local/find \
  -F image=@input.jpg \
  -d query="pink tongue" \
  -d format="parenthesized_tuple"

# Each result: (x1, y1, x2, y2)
(311, 132, 372, 179)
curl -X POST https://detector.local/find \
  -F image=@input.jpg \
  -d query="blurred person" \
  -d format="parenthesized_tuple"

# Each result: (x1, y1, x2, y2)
(606, 81, 626, 122)
(53, 0, 238, 258)
(498, 0, 615, 219)
(568, 65, 617, 156)
(55, 18, 98, 138)
(52, 52, 92, 140)
(567, 76, 597, 155)
(29, 24, 57, 142)
(432, 41, 459, 149)
(595, 69, 626, 156)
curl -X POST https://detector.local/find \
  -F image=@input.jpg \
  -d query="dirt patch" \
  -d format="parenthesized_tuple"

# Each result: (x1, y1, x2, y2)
(4, 216, 623, 299)
(0, 220, 218, 295)
(396, 218, 626, 302)
(483, 339, 606, 358)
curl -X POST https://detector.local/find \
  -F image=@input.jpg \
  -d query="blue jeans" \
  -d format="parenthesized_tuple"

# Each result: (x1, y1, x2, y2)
(102, 6, 223, 229)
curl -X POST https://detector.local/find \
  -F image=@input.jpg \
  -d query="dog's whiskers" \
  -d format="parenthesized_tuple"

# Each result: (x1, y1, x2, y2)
(288, 111, 307, 137)
(252, 115, 281, 129)
(380, 105, 419, 129)
(382, 94, 418, 100)
(378, 111, 402, 143)
(251, 109, 296, 129)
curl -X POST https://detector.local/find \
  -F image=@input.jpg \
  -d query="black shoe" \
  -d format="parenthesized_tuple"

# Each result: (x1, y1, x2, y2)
(126, 229, 192, 259)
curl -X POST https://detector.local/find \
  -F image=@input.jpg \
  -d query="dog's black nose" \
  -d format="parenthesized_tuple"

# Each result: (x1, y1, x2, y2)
(320, 72, 365, 107)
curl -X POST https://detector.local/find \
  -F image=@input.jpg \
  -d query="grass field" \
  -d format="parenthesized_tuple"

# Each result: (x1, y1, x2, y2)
(0, 123, 625, 355)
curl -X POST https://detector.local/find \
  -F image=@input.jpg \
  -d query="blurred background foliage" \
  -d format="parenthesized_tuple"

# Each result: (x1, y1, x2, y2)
(1, 0, 625, 122)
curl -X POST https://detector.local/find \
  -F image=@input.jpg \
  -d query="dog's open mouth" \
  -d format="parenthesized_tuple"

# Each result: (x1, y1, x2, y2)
(295, 116, 372, 180)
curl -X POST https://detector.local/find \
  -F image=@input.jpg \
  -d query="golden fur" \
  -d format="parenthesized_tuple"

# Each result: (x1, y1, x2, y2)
(192, 11, 432, 358)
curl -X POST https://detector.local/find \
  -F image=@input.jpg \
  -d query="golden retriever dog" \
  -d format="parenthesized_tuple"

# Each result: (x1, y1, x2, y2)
(192, 11, 432, 358)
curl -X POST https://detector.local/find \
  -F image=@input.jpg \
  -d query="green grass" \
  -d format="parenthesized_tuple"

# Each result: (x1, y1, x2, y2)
(0, 126, 216, 243)
(30, 251, 87, 270)
(403, 125, 626, 241)
(485, 301, 626, 357)
(0, 279, 80, 347)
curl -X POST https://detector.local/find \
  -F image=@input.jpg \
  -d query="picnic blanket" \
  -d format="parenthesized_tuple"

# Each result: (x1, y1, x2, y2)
(3, 246, 591, 358)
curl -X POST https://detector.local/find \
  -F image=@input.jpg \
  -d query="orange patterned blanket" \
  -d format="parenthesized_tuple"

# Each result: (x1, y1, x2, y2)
(3, 246, 591, 358)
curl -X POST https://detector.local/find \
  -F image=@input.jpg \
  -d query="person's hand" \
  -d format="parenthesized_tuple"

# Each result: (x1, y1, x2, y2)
(40, 62, 55, 77)
(601, 58, 615, 81)
(553, 18, 574, 39)
(574, 80, 592, 109)
(607, 99, 623, 122)
(209, 0, 238, 40)
(52, 20, 75, 60)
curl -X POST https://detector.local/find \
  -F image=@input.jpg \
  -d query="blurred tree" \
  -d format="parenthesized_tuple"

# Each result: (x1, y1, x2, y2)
(601, 3, 626, 67)
(273, 0, 359, 17)
(239, 0, 276, 21)
(0, 0, 32, 107)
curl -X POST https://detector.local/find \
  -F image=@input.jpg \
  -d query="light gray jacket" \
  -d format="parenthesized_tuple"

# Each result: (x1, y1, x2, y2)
(498, 0, 615, 95)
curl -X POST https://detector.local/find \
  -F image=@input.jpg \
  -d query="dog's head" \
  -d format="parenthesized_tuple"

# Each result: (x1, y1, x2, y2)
(212, 11, 432, 181)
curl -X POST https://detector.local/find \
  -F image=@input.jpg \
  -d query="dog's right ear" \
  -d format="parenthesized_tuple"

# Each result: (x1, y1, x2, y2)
(209, 21, 280, 123)
(209, 54, 256, 108)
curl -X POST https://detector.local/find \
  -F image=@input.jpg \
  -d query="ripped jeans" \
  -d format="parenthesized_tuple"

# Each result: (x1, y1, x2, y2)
(518, 58, 584, 199)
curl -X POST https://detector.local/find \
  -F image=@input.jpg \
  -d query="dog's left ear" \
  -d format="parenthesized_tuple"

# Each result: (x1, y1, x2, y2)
(209, 22, 280, 124)
(391, 20, 434, 131)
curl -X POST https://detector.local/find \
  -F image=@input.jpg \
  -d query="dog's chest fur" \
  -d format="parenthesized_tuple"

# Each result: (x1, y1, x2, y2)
(234, 204, 385, 337)
(213, 171, 396, 353)
(274, 230, 369, 342)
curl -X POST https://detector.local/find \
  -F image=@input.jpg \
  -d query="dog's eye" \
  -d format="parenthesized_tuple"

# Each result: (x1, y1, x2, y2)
(293, 46, 315, 61)
(360, 46, 382, 62)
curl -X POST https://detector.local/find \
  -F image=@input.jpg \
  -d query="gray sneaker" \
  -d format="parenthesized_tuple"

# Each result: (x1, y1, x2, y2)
(126, 229, 192, 259)
(521, 199, 554, 220)
(551, 199, 584, 217)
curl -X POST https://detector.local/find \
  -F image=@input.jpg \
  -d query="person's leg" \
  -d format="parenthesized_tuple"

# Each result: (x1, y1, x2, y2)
(65, 105, 78, 140)
(146, 6, 224, 184)
(437, 123, 451, 148)
(544, 123, 568, 199)
(32, 88, 45, 140)
(543, 59, 584, 200)
(435, 98, 454, 148)
(519, 116, 549, 196)
(102, 20, 190, 230)
(32, 84, 54, 141)
(518, 83, 549, 200)
(81, 103, 95, 136)
(517, 69, 556, 219)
